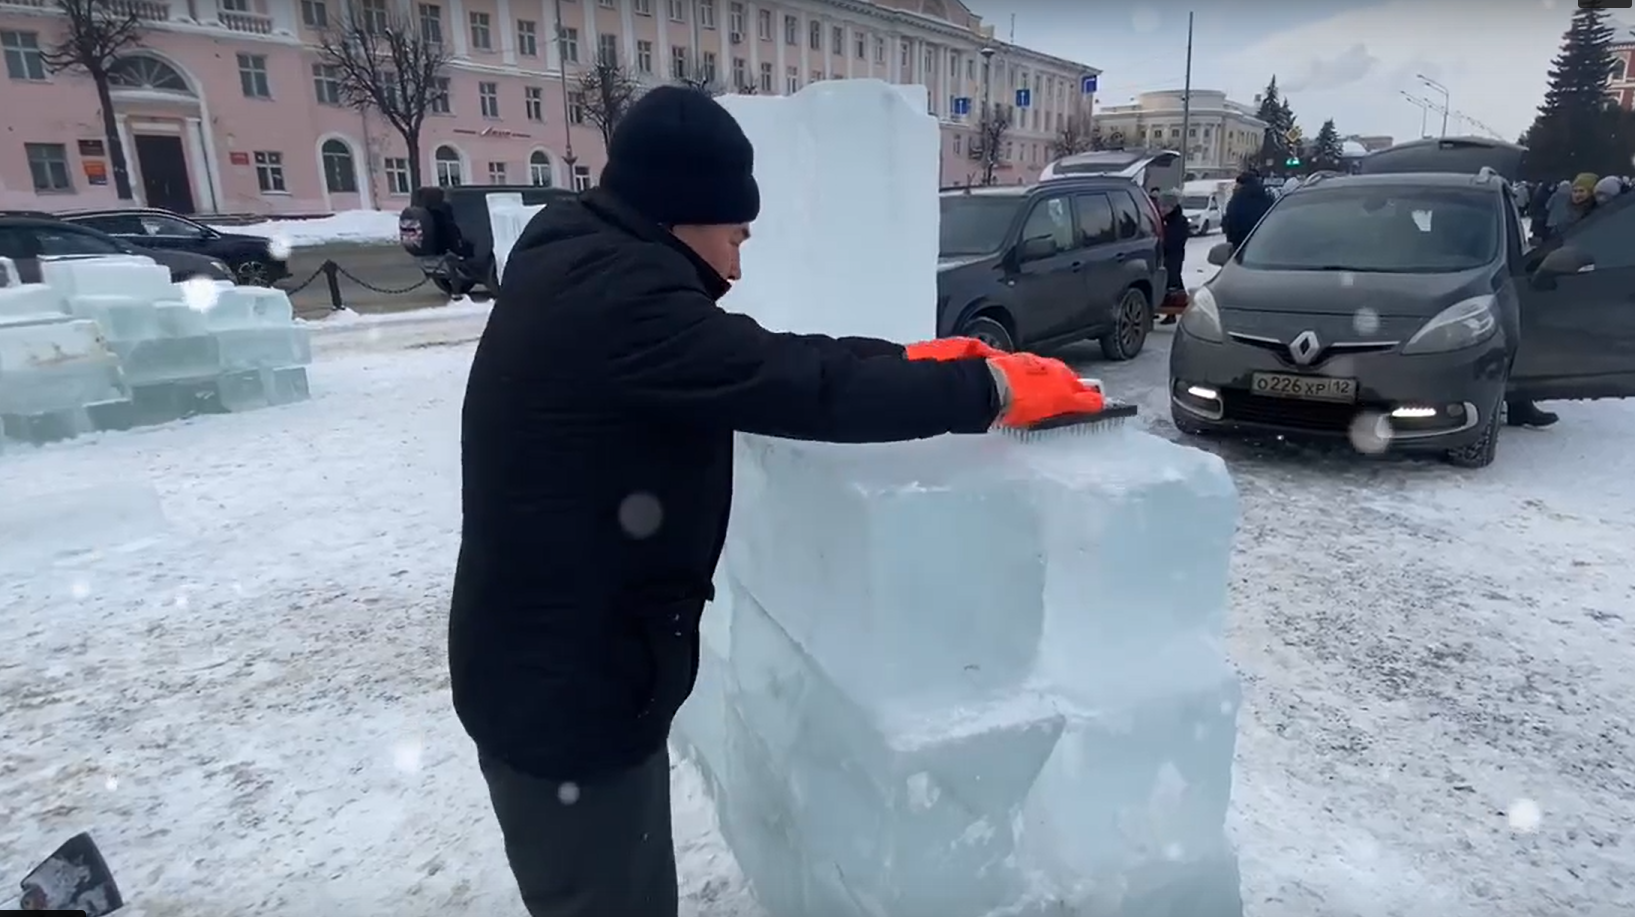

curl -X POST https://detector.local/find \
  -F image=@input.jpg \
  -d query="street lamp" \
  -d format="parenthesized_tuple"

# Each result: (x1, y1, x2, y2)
(1399, 90, 1430, 138)
(979, 45, 995, 185)
(1416, 74, 1449, 137)
(553, 0, 576, 186)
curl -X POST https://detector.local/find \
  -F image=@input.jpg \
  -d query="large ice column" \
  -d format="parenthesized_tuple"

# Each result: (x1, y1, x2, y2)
(671, 80, 1245, 917)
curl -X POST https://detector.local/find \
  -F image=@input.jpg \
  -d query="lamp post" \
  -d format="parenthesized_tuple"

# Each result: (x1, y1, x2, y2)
(979, 44, 994, 185)
(1400, 90, 1430, 139)
(1416, 74, 1449, 137)
(553, 0, 576, 187)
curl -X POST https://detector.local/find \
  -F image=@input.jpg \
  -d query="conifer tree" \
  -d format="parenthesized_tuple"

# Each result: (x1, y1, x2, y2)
(1522, 5, 1627, 180)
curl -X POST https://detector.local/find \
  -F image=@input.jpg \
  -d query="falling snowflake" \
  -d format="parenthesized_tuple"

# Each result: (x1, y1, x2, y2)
(1352, 307, 1380, 334)
(1162, 842, 1184, 861)
(1348, 411, 1391, 455)
(392, 738, 423, 773)
(69, 580, 91, 600)
(173, 593, 190, 610)
(1508, 798, 1541, 833)
(1338, 272, 1356, 289)
(104, 776, 118, 791)
(558, 781, 581, 805)
(179, 275, 221, 312)
(618, 492, 664, 539)
(266, 235, 294, 261)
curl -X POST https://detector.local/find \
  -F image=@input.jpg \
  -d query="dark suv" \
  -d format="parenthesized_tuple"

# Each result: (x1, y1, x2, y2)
(937, 178, 1166, 359)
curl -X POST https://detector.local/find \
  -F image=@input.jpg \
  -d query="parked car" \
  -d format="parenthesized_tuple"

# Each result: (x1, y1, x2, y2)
(1039, 149, 1185, 196)
(401, 184, 577, 297)
(58, 208, 288, 286)
(1168, 150, 1635, 469)
(937, 178, 1166, 360)
(0, 214, 233, 285)
(1181, 191, 1223, 235)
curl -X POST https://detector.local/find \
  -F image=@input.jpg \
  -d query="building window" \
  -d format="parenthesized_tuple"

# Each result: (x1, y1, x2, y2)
(729, 1, 744, 36)
(758, 60, 771, 92)
(311, 63, 341, 104)
(434, 145, 463, 186)
(831, 25, 842, 54)
(900, 39, 909, 68)
(702, 51, 717, 82)
(568, 91, 584, 124)
(321, 139, 357, 193)
(418, 3, 442, 43)
(756, 8, 770, 40)
(598, 33, 618, 66)
(517, 19, 537, 56)
(810, 68, 821, 84)
(479, 81, 499, 117)
(636, 39, 653, 73)
(671, 45, 688, 80)
(785, 64, 797, 94)
(429, 76, 451, 113)
(524, 85, 543, 121)
(237, 53, 270, 98)
(808, 20, 820, 51)
(2, 30, 46, 81)
(731, 56, 746, 89)
(668, 0, 685, 22)
(699, 0, 715, 28)
(469, 11, 491, 50)
(487, 161, 507, 184)
(874, 35, 884, 63)
(633, 0, 651, 15)
(221, 0, 248, 10)
(572, 164, 592, 191)
(855, 32, 865, 59)
(253, 151, 286, 193)
(384, 156, 411, 194)
(25, 143, 71, 192)
(599, 0, 613, 7)
(783, 14, 796, 45)
(560, 27, 578, 63)
(360, 0, 388, 33)
(300, 0, 327, 27)
(529, 150, 553, 186)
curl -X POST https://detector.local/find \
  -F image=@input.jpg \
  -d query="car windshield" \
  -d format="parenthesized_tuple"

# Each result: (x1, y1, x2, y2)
(939, 195, 1023, 256)
(1236, 186, 1500, 273)
(1182, 195, 1210, 210)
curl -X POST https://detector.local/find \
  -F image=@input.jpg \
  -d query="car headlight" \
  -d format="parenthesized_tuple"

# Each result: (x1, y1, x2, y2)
(1401, 295, 1498, 355)
(1179, 286, 1225, 342)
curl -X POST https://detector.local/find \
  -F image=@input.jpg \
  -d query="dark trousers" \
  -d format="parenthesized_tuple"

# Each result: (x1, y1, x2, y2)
(481, 747, 678, 917)
(1165, 255, 1185, 292)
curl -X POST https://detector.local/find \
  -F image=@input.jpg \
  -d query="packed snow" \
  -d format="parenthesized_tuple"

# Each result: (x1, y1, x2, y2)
(230, 209, 403, 247)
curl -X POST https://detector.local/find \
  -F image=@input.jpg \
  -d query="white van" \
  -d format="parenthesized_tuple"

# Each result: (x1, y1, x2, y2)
(1179, 179, 1231, 235)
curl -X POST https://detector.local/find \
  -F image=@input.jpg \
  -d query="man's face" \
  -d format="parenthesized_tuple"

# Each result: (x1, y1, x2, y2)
(670, 223, 751, 282)
(1571, 186, 1590, 205)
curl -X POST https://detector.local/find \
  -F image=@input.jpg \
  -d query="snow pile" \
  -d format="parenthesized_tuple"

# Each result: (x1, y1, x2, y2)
(672, 81, 1246, 917)
(231, 209, 403, 247)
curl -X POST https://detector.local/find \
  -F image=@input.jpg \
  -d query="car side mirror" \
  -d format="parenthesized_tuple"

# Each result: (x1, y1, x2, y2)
(1536, 246, 1592, 277)
(1016, 236, 1056, 263)
(1207, 242, 1233, 266)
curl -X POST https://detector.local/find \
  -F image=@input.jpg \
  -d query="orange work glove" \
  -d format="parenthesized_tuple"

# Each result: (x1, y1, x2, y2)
(988, 352, 1107, 428)
(903, 336, 1004, 361)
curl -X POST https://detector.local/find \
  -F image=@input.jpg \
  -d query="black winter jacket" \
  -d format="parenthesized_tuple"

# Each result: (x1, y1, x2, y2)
(449, 189, 1002, 781)
(1222, 182, 1273, 248)
(1161, 208, 1190, 258)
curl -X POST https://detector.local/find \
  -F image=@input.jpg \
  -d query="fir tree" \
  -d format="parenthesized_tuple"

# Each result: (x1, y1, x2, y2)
(1253, 76, 1296, 168)
(1522, 5, 1627, 181)
(1312, 119, 1345, 171)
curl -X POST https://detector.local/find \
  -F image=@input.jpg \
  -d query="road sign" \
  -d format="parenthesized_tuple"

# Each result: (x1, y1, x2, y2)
(1080, 74, 1098, 94)
(1015, 88, 1031, 109)
(953, 96, 971, 116)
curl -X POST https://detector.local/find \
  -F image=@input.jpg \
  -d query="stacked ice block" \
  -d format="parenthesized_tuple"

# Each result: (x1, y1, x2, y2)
(671, 81, 1245, 917)
(40, 259, 310, 425)
(0, 257, 132, 448)
(487, 191, 545, 284)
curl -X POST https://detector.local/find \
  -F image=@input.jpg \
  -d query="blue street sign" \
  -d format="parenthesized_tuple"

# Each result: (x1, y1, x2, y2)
(1015, 88, 1031, 109)
(1081, 73, 1098, 94)
(953, 96, 971, 116)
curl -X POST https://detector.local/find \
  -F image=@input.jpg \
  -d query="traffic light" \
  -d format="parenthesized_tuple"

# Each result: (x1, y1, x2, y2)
(1285, 156, 1301, 167)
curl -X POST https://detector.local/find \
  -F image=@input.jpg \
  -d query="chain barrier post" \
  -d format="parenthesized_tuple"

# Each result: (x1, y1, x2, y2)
(321, 260, 344, 311)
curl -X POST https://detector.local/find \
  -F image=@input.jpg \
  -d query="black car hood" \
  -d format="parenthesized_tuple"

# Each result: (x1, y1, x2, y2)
(214, 231, 274, 249)
(131, 246, 232, 280)
(1210, 264, 1491, 318)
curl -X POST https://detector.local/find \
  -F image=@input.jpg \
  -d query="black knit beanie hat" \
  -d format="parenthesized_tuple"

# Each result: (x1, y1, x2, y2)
(599, 86, 761, 226)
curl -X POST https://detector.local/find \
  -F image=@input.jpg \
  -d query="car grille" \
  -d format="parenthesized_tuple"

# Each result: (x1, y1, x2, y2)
(1221, 392, 1383, 433)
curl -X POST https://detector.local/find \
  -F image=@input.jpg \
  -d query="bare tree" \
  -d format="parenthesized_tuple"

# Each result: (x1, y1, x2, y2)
(1049, 112, 1095, 159)
(41, 0, 145, 201)
(1088, 123, 1105, 151)
(673, 55, 726, 96)
(316, 5, 450, 191)
(975, 105, 1011, 186)
(576, 62, 644, 148)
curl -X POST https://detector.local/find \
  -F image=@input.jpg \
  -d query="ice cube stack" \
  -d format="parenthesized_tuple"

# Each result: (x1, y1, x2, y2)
(670, 82, 1246, 917)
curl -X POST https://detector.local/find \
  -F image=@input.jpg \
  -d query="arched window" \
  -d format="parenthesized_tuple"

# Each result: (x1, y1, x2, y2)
(528, 150, 553, 187)
(108, 55, 191, 93)
(435, 145, 464, 187)
(321, 139, 358, 193)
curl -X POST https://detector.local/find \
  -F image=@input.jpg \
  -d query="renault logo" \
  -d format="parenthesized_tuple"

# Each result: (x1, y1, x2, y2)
(1288, 330, 1322, 366)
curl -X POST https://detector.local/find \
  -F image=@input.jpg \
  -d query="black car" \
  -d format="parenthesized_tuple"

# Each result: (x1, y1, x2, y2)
(58, 208, 288, 286)
(402, 184, 577, 297)
(0, 215, 234, 285)
(1168, 157, 1635, 468)
(937, 178, 1166, 359)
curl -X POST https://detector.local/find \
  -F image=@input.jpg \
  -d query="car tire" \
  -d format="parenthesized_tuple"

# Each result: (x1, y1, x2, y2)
(1099, 287, 1151, 361)
(1442, 399, 1501, 469)
(234, 260, 272, 286)
(958, 314, 1015, 352)
(432, 276, 476, 298)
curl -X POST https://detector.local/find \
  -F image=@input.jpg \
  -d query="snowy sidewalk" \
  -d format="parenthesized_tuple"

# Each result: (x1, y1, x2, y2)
(2, 328, 1634, 916)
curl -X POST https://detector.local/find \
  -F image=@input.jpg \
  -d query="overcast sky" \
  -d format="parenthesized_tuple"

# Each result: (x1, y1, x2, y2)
(962, 0, 1618, 145)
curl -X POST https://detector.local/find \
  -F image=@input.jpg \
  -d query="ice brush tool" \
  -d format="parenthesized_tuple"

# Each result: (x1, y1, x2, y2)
(997, 377, 1139, 443)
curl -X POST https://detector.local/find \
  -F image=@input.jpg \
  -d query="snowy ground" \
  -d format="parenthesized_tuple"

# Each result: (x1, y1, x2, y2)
(232, 210, 403, 248)
(4, 236, 1634, 916)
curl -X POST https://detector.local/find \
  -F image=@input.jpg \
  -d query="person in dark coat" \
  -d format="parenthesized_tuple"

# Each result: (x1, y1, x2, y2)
(411, 186, 471, 257)
(1221, 171, 1273, 249)
(449, 85, 1104, 917)
(1157, 189, 1189, 325)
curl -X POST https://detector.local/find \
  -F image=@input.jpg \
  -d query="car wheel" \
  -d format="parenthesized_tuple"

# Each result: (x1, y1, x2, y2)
(432, 276, 476, 298)
(234, 260, 271, 286)
(958, 314, 1015, 352)
(1442, 398, 1501, 469)
(1100, 287, 1151, 361)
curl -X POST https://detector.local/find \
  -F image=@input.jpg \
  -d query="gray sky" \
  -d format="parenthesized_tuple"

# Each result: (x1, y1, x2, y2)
(963, 0, 1606, 144)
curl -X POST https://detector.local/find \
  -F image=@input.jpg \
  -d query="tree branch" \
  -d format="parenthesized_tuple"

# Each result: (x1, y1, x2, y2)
(41, 0, 144, 77)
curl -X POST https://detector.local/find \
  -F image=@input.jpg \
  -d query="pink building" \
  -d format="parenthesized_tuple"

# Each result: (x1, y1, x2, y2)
(0, 0, 1095, 215)
(1612, 38, 1634, 112)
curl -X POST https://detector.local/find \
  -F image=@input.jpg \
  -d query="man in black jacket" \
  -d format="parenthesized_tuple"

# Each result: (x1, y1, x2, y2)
(450, 86, 1103, 917)
(1221, 171, 1274, 250)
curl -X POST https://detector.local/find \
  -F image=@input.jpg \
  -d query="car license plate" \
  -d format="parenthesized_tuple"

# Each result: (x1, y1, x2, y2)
(1251, 372, 1357, 402)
